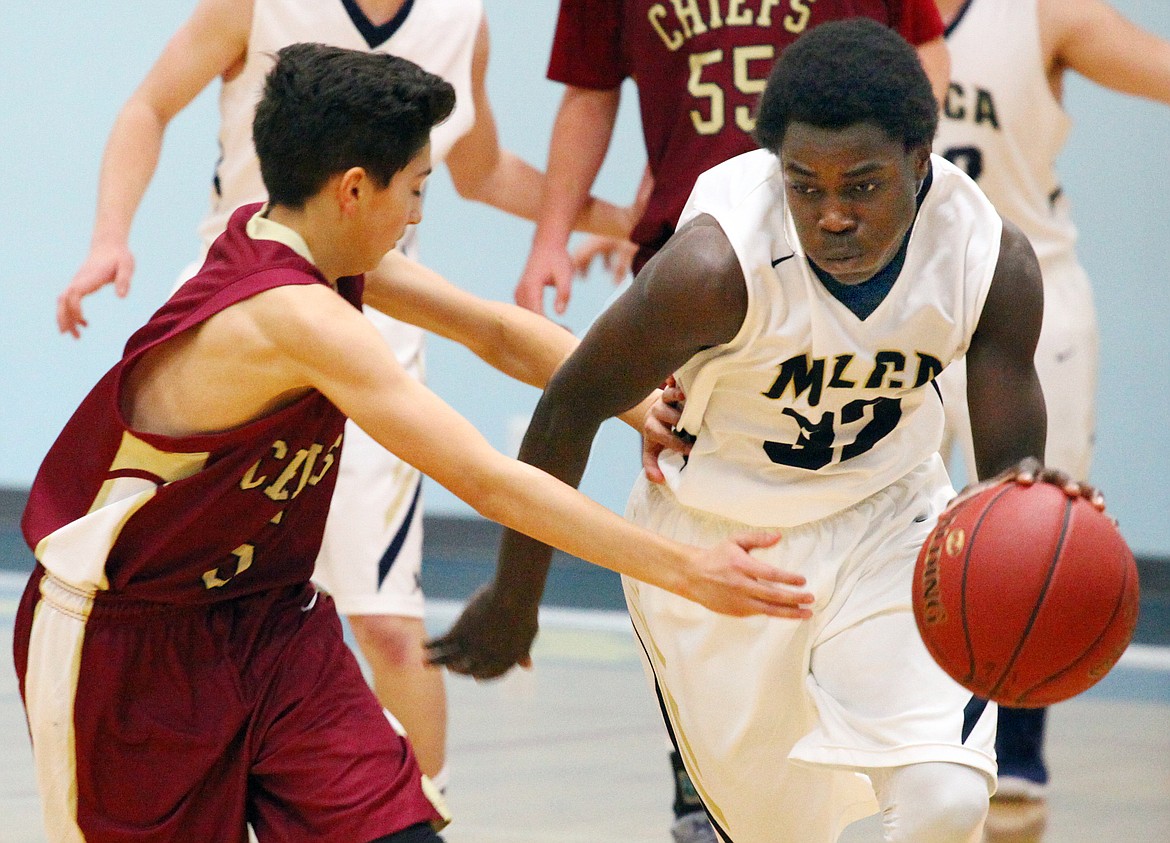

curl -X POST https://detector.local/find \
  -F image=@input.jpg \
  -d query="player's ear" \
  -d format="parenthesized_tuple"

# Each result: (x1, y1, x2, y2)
(336, 167, 366, 214)
(911, 143, 932, 181)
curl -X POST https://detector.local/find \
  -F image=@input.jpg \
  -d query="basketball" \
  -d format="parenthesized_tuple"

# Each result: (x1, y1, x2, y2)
(913, 481, 1140, 707)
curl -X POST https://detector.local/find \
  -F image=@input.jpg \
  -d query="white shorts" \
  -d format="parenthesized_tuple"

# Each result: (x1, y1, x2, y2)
(940, 257, 1098, 481)
(622, 456, 996, 843)
(312, 305, 429, 619)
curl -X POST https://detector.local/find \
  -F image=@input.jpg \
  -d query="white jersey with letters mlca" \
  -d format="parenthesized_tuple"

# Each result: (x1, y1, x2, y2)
(622, 149, 1002, 843)
(662, 150, 1000, 528)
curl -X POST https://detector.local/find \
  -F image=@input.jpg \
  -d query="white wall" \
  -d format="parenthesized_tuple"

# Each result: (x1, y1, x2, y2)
(1, 1, 1167, 556)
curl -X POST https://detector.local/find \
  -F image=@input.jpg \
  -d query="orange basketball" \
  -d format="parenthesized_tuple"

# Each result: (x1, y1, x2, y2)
(913, 480, 1139, 707)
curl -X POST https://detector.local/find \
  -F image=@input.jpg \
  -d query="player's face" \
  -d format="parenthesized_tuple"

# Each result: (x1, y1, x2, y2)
(780, 122, 929, 286)
(362, 143, 432, 266)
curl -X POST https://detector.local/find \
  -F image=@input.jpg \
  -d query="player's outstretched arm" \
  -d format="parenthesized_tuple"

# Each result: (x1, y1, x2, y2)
(258, 285, 811, 652)
(57, 0, 251, 337)
(1043, 0, 1170, 104)
(428, 216, 805, 679)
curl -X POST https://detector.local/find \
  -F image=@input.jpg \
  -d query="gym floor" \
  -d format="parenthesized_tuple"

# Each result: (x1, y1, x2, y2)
(2, 517, 1168, 842)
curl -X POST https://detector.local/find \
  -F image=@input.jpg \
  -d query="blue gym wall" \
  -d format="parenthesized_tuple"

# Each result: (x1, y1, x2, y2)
(1, 1, 1167, 557)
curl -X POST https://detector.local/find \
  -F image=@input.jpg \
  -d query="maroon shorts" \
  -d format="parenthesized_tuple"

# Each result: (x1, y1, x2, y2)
(14, 567, 445, 842)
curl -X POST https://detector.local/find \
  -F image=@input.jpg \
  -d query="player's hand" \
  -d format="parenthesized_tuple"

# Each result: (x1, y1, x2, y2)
(515, 244, 576, 316)
(571, 235, 637, 286)
(58, 243, 135, 338)
(642, 377, 690, 484)
(678, 531, 814, 619)
(426, 582, 539, 680)
(952, 457, 1105, 511)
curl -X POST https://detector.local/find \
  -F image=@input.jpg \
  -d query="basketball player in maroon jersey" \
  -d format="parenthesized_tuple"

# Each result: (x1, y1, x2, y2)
(514, 0, 951, 318)
(15, 44, 812, 843)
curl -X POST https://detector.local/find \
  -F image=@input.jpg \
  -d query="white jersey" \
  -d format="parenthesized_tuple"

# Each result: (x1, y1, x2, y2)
(202, 0, 480, 256)
(935, 0, 1075, 277)
(663, 151, 1001, 527)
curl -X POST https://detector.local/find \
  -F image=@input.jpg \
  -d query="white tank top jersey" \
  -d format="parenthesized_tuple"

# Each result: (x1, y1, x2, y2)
(662, 151, 1002, 528)
(200, 0, 481, 256)
(935, 0, 1077, 276)
(198, 0, 480, 368)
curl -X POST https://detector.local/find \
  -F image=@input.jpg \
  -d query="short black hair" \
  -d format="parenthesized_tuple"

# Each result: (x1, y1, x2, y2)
(753, 18, 937, 153)
(254, 42, 456, 207)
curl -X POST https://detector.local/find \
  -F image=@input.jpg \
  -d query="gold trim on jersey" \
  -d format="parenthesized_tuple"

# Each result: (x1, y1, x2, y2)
(34, 432, 211, 592)
(24, 573, 94, 843)
(94, 430, 211, 511)
(247, 207, 316, 264)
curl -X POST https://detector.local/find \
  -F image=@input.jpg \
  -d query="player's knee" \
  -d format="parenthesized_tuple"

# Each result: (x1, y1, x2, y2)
(892, 787, 987, 842)
(349, 615, 427, 670)
(879, 763, 989, 843)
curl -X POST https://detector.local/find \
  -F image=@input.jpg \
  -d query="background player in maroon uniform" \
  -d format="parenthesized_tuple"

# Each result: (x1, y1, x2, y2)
(513, 0, 950, 317)
(15, 44, 813, 843)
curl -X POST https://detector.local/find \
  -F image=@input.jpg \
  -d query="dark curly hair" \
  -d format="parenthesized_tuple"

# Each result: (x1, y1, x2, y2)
(753, 18, 937, 153)
(254, 42, 456, 207)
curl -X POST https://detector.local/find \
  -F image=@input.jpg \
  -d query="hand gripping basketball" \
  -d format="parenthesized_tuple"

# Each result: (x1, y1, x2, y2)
(913, 475, 1139, 707)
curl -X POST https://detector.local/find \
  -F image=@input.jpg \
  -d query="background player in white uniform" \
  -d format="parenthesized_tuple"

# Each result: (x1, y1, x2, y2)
(430, 20, 1103, 842)
(933, 0, 1170, 800)
(53, 0, 632, 789)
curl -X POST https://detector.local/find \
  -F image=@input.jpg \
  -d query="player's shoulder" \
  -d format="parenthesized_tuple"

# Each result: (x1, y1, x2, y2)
(692, 149, 779, 198)
(685, 150, 782, 229)
(924, 153, 1000, 219)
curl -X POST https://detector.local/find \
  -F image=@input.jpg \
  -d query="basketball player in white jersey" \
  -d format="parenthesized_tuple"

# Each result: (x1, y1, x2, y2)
(933, 0, 1170, 801)
(430, 20, 1104, 842)
(54, 0, 632, 791)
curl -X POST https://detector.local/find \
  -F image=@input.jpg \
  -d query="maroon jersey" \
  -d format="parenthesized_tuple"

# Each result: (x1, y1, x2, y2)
(547, 0, 944, 267)
(23, 203, 363, 604)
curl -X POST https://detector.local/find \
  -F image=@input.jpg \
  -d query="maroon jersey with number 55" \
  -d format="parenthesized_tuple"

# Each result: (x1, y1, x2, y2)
(22, 203, 362, 604)
(547, 0, 943, 268)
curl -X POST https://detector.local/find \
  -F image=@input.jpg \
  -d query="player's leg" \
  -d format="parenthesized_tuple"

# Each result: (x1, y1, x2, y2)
(249, 587, 448, 842)
(868, 763, 989, 842)
(792, 459, 994, 840)
(806, 609, 992, 842)
(623, 475, 873, 843)
(349, 613, 448, 782)
(668, 747, 716, 843)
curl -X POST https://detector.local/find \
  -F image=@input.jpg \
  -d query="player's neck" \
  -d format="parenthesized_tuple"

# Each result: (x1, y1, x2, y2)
(263, 204, 344, 286)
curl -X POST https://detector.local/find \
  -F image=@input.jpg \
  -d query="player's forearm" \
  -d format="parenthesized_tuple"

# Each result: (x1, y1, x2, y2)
(461, 150, 631, 238)
(531, 87, 620, 250)
(476, 449, 687, 600)
(469, 302, 578, 388)
(89, 99, 168, 248)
